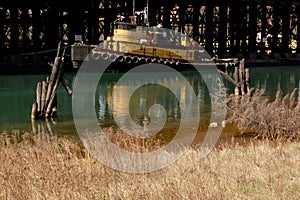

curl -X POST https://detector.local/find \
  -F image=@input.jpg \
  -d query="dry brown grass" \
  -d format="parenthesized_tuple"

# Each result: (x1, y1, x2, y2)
(226, 88, 300, 141)
(0, 131, 299, 199)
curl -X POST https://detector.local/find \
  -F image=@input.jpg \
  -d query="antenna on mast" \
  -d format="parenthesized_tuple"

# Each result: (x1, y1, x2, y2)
(145, 0, 149, 26)
(132, 0, 135, 24)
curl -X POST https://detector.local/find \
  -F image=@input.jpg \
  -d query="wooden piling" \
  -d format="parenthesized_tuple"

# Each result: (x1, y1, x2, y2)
(31, 101, 37, 119)
(239, 59, 245, 95)
(40, 81, 48, 115)
(45, 57, 60, 109)
(234, 64, 240, 96)
(218, 69, 238, 86)
(36, 82, 42, 114)
(245, 67, 250, 95)
(45, 57, 64, 118)
(61, 78, 73, 96)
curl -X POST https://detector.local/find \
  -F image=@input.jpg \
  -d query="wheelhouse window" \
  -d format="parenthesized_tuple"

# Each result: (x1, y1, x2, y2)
(115, 23, 137, 31)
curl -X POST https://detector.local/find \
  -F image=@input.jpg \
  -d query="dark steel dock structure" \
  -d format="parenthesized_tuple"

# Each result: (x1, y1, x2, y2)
(1, 0, 300, 74)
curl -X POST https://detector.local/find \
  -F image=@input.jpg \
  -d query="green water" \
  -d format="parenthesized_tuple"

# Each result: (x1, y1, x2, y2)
(250, 66, 300, 100)
(0, 66, 299, 137)
(0, 72, 76, 136)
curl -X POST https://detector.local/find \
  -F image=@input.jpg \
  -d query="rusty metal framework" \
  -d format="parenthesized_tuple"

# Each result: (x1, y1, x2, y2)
(1, 0, 300, 60)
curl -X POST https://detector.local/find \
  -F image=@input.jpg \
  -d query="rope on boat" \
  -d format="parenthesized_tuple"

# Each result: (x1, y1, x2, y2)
(18, 45, 72, 56)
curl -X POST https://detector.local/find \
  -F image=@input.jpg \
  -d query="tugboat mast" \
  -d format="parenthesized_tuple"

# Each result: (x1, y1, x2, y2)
(132, 0, 135, 24)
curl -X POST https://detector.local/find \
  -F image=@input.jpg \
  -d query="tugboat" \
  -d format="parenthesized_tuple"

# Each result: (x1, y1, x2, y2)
(70, 3, 240, 73)
(70, 4, 250, 96)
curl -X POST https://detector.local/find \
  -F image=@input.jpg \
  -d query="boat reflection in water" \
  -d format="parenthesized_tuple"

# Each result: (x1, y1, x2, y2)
(95, 70, 225, 143)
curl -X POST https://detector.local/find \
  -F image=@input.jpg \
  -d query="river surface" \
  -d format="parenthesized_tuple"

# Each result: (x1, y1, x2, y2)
(0, 66, 299, 140)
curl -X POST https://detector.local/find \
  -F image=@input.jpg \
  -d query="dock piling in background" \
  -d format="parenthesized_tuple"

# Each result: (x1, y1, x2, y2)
(217, 58, 250, 96)
(31, 42, 72, 120)
(36, 82, 42, 114)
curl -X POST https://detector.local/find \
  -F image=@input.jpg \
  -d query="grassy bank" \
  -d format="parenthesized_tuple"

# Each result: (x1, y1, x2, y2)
(0, 133, 299, 199)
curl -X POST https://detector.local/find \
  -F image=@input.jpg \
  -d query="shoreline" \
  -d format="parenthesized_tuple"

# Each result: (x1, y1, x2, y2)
(0, 57, 300, 75)
(245, 58, 300, 67)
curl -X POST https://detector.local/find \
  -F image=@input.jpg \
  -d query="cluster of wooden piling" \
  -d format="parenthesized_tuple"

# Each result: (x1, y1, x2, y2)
(217, 58, 250, 96)
(234, 59, 250, 96)
(31, 42, 72, 120)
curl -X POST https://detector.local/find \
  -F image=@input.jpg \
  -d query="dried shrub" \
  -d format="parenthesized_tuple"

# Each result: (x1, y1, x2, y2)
(226, 88, 300, 141)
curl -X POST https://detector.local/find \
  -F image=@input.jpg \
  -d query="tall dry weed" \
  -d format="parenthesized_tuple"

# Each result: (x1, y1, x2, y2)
(0, 131, 300, 199)
(226, 88, 300, 141)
